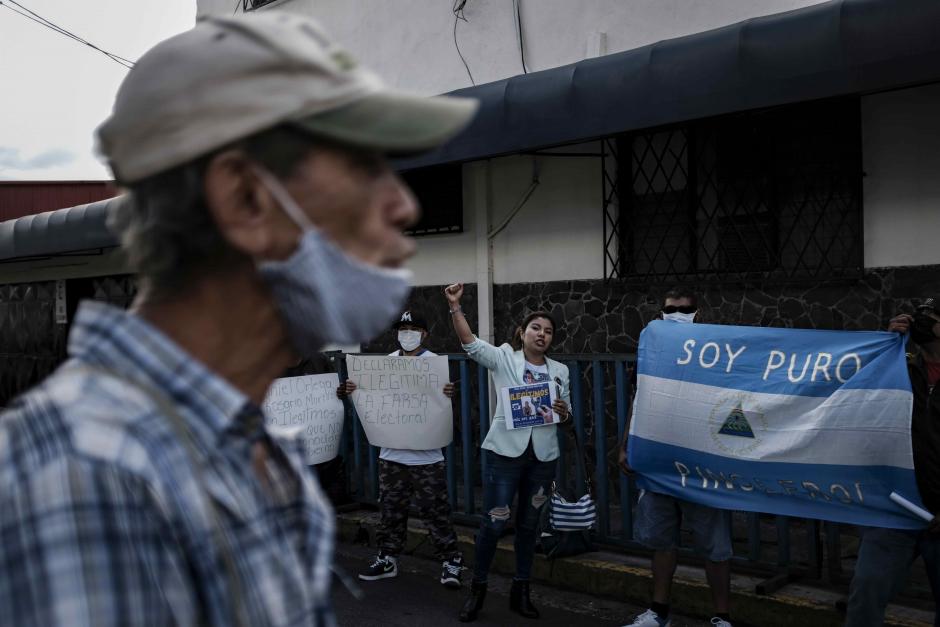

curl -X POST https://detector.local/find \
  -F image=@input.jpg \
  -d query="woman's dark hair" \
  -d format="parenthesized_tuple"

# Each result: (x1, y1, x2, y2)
(511, 311, 559, 351)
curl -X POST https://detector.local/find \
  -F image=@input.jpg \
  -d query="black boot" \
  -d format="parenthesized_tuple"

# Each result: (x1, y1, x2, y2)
(458, 581, 487, 622)
(509, 579, 540, 619)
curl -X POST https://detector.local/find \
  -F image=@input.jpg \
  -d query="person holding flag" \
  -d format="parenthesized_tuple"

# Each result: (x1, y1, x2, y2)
(846, 299, 940, 626)
(619, 290, 733, 627)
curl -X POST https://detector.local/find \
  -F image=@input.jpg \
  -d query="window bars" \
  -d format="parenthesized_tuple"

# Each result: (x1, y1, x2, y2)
(603, 98, 863, 283)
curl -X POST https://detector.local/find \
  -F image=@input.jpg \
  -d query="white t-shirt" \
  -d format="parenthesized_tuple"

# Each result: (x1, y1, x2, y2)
(523, 361, 550, 384)
(378, 349, 447, 466)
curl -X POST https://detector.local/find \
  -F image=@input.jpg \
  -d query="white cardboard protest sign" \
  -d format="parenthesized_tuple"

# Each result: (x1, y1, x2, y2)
(263, 373, 345, 464)
(346, 354, 453, 449)
(500, 381, 559, 429)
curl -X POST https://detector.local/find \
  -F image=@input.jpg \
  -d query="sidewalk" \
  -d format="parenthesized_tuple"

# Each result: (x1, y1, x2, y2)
(335, 541, 700, 626)
(336, 509, 934, 627)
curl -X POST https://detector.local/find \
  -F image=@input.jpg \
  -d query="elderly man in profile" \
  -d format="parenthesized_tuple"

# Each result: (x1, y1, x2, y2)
(0, 13, 475, 626)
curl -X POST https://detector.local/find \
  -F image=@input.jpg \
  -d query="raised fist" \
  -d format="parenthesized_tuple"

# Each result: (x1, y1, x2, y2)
(444, 283, 464, 305)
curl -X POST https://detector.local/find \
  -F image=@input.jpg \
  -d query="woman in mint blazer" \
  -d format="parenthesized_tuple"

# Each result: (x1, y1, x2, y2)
(444, 283, 570, 623)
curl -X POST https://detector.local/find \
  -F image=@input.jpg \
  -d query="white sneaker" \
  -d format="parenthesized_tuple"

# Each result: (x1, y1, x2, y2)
(710, 619, 732, 627)
(623, 608, 671, 627)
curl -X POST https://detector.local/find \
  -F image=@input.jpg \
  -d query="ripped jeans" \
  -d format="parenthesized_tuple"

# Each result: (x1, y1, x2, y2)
(472, 443, 556, 584)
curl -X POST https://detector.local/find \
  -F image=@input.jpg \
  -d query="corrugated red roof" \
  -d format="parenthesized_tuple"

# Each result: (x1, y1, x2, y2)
(0, 181, 118, 222)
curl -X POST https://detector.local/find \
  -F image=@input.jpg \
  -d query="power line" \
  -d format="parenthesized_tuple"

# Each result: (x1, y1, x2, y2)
(452, 0, 474, 86)
(0, 0, 134, 68)
(9, 0, 137, 67)
(7, 0, 136, 65)
(0, 0, 135, 69)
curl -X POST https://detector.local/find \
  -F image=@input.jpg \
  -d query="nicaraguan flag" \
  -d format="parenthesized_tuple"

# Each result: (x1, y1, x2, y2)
(628, 320, 923, 529)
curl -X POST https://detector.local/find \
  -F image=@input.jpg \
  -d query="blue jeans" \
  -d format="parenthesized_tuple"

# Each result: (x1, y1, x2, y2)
(846, 527, 940, 626)
(472, 444, 556, 584)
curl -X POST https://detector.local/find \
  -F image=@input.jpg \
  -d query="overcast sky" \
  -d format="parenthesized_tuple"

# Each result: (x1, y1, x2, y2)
(0, 0, 195, 181)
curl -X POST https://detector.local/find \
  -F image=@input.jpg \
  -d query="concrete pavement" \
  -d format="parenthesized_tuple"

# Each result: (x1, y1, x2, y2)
(335, 509, 935, 626)
(334, 542, 702, 626)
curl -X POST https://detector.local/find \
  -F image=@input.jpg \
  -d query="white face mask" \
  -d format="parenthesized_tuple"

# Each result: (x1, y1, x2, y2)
(254, 168, 413, 355)
(663, 311, 696, 324)
(397, 330, 423, 352)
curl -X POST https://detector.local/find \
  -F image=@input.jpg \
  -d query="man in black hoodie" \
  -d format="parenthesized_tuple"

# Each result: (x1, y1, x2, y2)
(846, 298, 940, 626)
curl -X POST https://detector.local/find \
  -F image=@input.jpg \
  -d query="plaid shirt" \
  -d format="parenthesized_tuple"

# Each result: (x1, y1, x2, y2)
(0, 301, 335, 626)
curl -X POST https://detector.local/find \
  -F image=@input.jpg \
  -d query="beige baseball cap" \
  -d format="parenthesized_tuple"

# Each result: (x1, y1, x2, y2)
(96, 13, 477, 184)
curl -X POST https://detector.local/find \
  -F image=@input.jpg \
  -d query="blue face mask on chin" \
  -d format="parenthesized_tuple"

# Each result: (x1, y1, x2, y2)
(254, 168, 413, 355)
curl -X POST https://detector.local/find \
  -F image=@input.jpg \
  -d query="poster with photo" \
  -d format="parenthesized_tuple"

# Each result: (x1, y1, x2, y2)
(501, 381, 559, 430)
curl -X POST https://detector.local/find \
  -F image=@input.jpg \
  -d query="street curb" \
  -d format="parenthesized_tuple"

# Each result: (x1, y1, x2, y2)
(336, 510, 932, 627)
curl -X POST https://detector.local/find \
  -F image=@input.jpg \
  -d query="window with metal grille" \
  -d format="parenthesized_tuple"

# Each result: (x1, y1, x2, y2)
(401, 164, 463, 236)
(604, 98, 862, 282)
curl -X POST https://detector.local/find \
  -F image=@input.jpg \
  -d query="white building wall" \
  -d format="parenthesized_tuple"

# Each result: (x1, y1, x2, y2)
(489, 150, 603, 284)
(862, 83, 940, 268)
(198, 0, 827, 95)
(407, 145, 604, 286)
(194, 0, 940, 277)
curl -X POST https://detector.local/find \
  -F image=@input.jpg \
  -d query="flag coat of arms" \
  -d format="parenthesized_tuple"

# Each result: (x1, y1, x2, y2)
(627, 320, 924, 529)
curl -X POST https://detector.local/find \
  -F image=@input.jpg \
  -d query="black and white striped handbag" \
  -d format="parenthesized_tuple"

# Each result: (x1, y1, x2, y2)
(539, 422, 596, 560)
(549, 489, 597, 531)
(548, 424, 596, 531)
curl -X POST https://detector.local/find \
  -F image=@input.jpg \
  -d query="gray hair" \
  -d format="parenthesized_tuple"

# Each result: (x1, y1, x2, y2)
(108, 125, 320, 300)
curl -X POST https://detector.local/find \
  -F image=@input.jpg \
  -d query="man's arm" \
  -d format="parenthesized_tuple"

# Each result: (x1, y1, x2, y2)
(886, 312, 940, 529)
(618, 366, 637, 476)
(617, 401, 636, 476)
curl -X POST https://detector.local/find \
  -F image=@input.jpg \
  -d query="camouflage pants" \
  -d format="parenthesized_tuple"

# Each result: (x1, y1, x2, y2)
(376, 460, 459, 561)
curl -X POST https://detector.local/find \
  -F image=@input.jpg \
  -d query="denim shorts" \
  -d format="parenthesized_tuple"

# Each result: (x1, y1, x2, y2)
(633, 490, 733, 562)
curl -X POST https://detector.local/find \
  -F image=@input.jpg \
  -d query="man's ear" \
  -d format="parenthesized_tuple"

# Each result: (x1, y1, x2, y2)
(203, 150, 299, 260)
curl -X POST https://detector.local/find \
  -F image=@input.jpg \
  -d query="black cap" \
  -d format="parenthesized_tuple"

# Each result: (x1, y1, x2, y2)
(393, 310, 428, 331)
(917, 298, 940, 316)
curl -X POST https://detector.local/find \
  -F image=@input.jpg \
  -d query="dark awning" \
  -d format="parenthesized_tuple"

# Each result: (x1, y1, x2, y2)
(0, 198, 119, 261)
(397, 0, 940, 169)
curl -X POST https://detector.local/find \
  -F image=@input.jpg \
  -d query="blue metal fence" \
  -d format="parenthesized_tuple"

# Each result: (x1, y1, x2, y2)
(333, 351, 850, 587)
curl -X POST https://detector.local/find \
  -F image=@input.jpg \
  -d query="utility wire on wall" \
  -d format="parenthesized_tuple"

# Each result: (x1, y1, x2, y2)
(488, 158, 540, 240)
(452, 0, 475, 86)
(0, 0, 135, 69)
(513, 0, 528, 74)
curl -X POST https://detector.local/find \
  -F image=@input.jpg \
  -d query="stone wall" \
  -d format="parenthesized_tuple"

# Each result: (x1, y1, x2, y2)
(4, 266, 938, 405)
(361, 283, 479, 354)
(0, 275, 137, 407)
(362, 265, 940, 356)
(0, 281, 67, 407)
